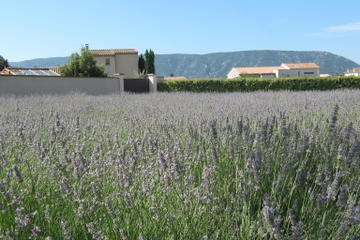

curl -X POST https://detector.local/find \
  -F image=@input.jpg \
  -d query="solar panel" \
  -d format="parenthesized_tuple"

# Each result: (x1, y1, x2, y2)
(26, 70, 37, 75)
(9, 69, 60, 76)
(31, 70, 47, 75)
(47, 71, 59, 76)
(16, 70, 34, 75)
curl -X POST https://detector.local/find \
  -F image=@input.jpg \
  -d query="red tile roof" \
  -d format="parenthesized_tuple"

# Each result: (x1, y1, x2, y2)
(232, 66, 283, 74)
(89, 49, 138, 56)
(346, 67, 360, 73)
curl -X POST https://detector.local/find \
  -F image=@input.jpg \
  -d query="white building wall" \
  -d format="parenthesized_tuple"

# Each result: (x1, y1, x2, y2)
(227, 69, 276, 79)
(276, 68, 320, 78)
(227, 69, 240, 79)
(344, 72, 360, 77)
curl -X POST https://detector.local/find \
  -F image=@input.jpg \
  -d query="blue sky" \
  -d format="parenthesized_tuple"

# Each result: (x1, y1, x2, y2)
(1, 0, 360, 63)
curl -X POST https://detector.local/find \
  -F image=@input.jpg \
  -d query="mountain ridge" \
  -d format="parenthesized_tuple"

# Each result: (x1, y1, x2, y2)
(10, 50, 359, 78)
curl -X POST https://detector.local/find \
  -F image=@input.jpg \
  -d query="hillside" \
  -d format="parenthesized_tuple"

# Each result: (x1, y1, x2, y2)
(10, 50, 359, 78)
(155, 50, 359, 78)
(10, 57, 69, 68)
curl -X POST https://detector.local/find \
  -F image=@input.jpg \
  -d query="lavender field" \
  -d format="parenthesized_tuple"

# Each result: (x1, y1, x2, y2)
(0, 91, 359, 239)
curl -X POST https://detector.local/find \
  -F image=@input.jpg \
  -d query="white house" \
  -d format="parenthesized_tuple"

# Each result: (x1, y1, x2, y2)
(344, 67, 360, 77)
(227, 66, 283, 79)
(227, 62, 320, 79)
(88, 45, 139, 78)
(275, 63, 320, 78)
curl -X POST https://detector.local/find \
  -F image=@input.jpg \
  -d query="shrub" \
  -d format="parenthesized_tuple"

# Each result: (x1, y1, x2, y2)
(158, 76, 360, 92)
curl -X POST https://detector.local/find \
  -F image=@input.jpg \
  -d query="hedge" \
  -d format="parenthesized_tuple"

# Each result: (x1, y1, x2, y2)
(157, 76, 360, 92)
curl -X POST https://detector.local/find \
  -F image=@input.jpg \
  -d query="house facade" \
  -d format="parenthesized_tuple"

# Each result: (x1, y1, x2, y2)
(344, 67, 360, 77)
(89, 47, 139, 78)
(227, 63, 320, 79)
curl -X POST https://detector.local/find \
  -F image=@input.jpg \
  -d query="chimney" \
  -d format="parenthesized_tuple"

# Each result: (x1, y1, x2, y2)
(85, 44, 89, 50)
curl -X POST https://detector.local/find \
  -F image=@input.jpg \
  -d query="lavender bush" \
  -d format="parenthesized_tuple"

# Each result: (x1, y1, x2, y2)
(0, 90, 359, 239)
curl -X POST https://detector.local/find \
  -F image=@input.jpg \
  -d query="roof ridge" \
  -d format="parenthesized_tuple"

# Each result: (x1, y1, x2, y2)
(90, 48, 137, 51)
(89, 49, 138, 56)
(234, 65, 282, 68)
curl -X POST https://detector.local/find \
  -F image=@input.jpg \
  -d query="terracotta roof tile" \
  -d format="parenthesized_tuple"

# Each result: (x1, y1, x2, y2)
(89, 49, 138, 56)
(346, 67, 360, 73)
(232, 66, 283, 74)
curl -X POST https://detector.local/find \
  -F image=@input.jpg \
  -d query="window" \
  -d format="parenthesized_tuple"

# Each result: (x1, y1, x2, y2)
(304, 72, 315, 75)
(105, 58, 110, 66)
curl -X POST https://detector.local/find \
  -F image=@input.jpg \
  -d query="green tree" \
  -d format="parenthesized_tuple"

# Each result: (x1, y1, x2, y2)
(138, 54, 145, 74)
(144, 50, 150, 74)
(144, 49, 155, 74)
(149, 49, 155, 74)
(0, 55, 9, 71)
(60, 48, 105, 77)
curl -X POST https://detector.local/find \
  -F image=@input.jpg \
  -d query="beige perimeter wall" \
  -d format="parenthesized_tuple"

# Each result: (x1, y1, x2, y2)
(0, 76, 121, 96)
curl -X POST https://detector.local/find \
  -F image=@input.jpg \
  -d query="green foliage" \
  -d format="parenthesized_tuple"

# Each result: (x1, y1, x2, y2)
(239, 73, 260, 78)
(0, 55, 9, 71)
(144, 49, 155, 74)
(158, 76, 360, 92)
(138, 54, 145, 74)
(60, 49, 105, 77)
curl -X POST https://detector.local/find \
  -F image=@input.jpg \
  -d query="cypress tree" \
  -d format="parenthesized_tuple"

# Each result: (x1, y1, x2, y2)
(144, 49, 156, 74)
(149, 49, 155, 74)
(144, 50, 150, 74)
(138, 54, 145, 74)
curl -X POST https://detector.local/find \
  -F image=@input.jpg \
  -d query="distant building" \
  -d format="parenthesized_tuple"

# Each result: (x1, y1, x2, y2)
(227, 63, 320, 79)
(320, 74, 331, 77)
(344, 67, 360, 77)
(87, 45, 139, 78)
(227, 66, 283, 79)
(0, 67, 60, 76)
(164, 76, 188, 81)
